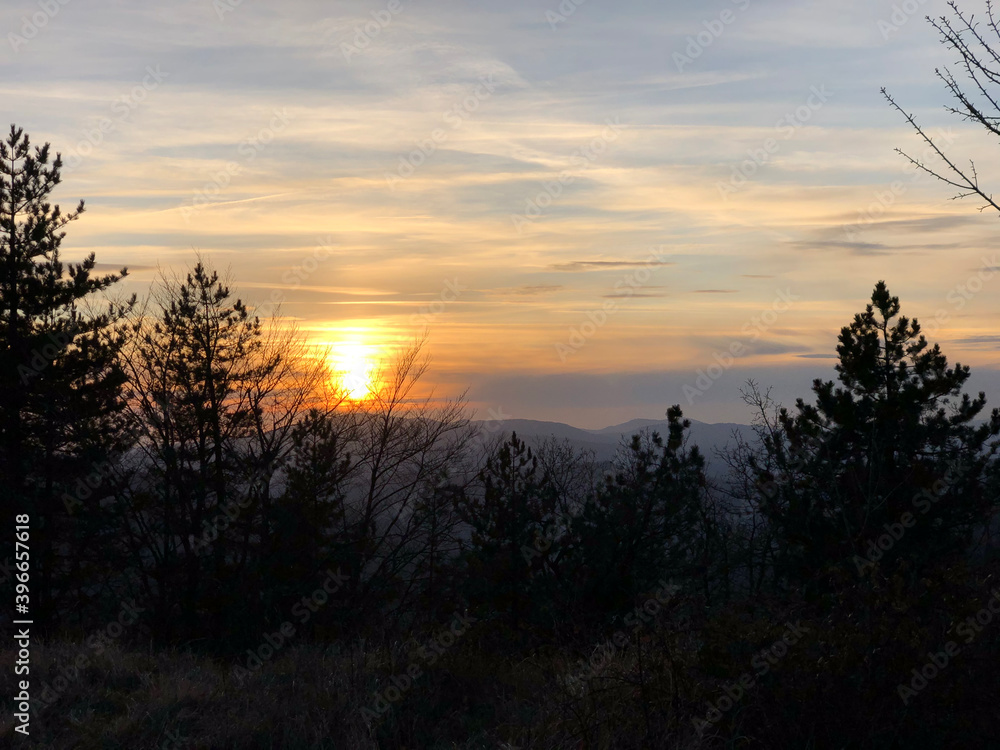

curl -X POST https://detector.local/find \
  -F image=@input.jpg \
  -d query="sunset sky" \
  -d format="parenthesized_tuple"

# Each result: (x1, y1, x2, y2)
(4, 0, 999, 428)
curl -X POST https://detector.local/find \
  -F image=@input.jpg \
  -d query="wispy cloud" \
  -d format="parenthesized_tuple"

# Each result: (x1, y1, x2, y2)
(550, 260, 676, 272)
(10, 0, 1000, 426)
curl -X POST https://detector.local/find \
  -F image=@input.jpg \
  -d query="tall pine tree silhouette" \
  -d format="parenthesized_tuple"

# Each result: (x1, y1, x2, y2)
(0, 125, 132, 626)
(756, 281, 1000, 588)
(458, 432, 558, 635)
(119, 261, 272, 642)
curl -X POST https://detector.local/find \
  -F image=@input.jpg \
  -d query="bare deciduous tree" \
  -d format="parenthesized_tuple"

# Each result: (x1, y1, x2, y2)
(335, 337, 479, 633)
(884, 0, 1000, 215)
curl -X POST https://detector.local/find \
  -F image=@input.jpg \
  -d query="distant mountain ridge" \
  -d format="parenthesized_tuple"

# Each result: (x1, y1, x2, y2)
(470, 417, 756, 474)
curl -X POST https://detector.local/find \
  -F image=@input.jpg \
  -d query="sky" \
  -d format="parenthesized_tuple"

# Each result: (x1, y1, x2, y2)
(3, 0, 1000, 428)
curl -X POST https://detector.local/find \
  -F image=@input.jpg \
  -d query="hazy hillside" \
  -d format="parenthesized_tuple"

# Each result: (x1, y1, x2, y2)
(470, 417, 756, 476)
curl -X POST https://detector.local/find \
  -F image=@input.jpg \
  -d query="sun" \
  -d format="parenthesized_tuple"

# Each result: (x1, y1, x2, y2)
(328, 342, 378, 400)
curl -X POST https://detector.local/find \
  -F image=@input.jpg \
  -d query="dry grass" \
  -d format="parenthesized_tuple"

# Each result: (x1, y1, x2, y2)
(0, 627, 708, 750)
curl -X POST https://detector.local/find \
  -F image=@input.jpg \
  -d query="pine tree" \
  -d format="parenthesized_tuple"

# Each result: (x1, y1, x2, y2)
(458, 432, 558, 634)
(118, 261, 271, 641)
(268, 408, 353, 632)
(0, 125, 132, 626)
(757, 281, 1000, 586)
(573, 406, 705, 621)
